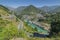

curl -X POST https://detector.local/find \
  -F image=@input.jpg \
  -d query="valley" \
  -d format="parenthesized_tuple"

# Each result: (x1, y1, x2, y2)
(0, 5, 60, 40)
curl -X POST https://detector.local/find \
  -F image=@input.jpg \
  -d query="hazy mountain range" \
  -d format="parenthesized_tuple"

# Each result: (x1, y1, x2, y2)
(14, 5, 60, 14)
(40, 6, 60, 12)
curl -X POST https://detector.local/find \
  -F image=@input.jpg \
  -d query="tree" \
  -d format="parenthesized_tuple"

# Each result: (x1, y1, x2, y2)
(49, 21, 60, 37)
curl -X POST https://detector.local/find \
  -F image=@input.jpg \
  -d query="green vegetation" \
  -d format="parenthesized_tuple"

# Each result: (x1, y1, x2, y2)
(17, 30, 27, 38)
(21, 5, 41, 15)
(49, 21, 60, 38)
(15, 5, 42, 19)
(24, 22, 37, 33)
(0, 5, 18, 40)
(15, 5, 60, 39)
(43, 12, 60, 38)
(0, 5, 29, 40)
(0, 5, 10, 14)
(0, 17, 18, 40)
(0, 5, 60, 40)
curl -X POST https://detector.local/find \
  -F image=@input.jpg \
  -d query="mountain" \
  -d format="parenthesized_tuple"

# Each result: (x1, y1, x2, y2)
(7, 6, 15, 10)
(14, 5, 46, 20)
(40, 6, 60, 13)
(50, 6, 60, 13)
(40, 6, 51, 12)
(15, 6, 26, 11)
(15, 6, 26, 15)
(21, 5, 42, 15)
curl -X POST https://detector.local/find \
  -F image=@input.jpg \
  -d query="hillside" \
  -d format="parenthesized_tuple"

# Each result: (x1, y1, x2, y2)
(15, 5, 45, 21)
(15, 6, 26, 15)
(0, 5, 20, 40)
(0, 5, 19, 26)
(21, 5, 42, 15)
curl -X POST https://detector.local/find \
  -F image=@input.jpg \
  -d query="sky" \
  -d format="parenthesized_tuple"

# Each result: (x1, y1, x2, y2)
(0, 0, 60, 8)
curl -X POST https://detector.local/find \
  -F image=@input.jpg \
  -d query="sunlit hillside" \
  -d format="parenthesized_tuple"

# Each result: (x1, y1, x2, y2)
(0, 5, 20, 40)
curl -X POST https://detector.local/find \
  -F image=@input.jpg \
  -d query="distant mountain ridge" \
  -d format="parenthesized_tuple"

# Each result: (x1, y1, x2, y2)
(15, 6, 26, 11)
(40, 6, 60, 13)
(50, 6, 60, 13)
(15, 5, 60, 15)
(7, 6, 15, 10)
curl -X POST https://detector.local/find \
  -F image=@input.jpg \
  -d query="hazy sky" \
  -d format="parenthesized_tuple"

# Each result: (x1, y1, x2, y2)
(0, 0, 60, 8)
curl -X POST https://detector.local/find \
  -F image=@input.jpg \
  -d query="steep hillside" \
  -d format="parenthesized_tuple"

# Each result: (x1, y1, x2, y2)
(0, 5, 20, 40)
(0, 5, 19, 25)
